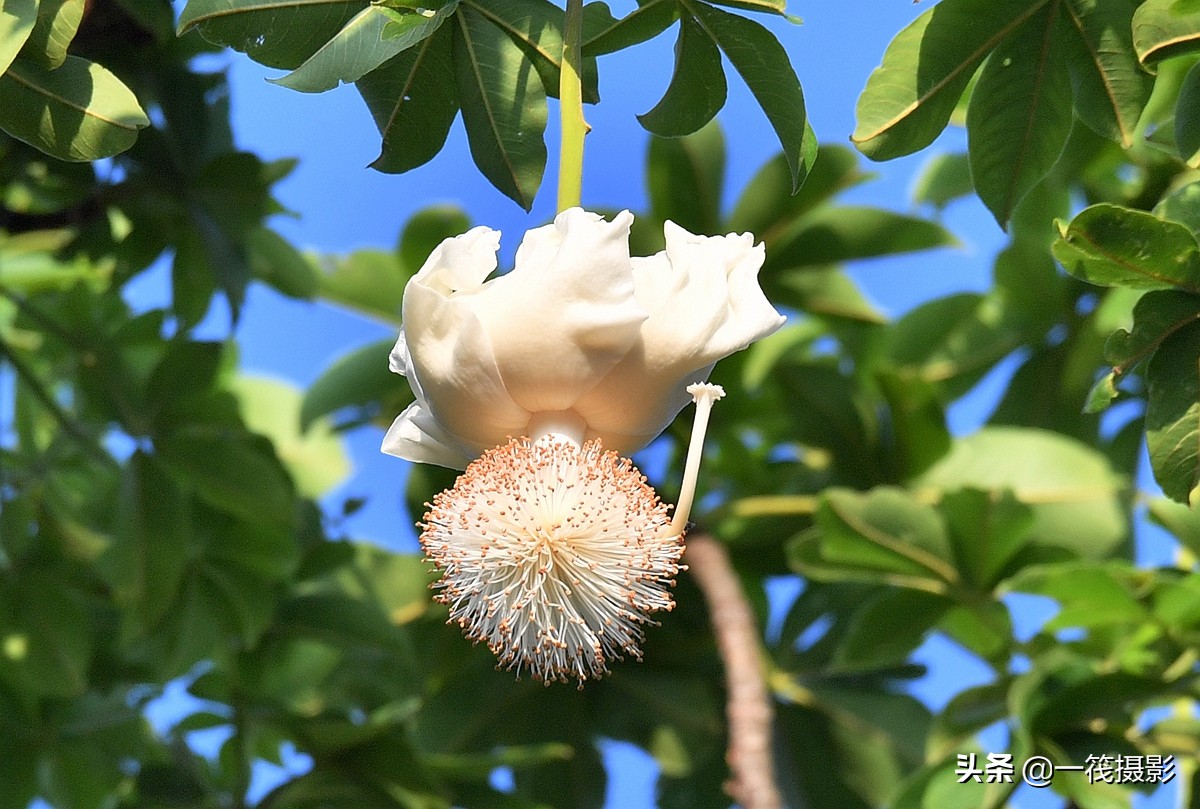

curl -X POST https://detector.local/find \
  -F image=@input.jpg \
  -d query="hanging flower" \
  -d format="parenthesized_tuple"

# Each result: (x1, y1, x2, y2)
(383, 208, 782, 684)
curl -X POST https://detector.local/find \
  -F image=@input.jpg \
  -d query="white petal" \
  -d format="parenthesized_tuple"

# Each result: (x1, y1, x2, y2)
(468, 208, 648, 413)
(573, 222, 784, 453)
(381, 401, 474, 470)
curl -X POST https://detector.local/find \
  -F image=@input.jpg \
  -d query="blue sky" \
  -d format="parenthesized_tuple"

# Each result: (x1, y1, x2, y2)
(123, 1, 1185, 807)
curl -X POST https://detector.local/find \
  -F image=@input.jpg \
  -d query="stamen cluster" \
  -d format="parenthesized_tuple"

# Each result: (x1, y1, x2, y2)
(420, 436, 684, 685)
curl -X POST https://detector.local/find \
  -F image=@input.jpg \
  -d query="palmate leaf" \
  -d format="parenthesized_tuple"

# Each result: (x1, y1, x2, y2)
(177, 0, 369, 69)
(636, 14, 727, 138)
(853, 0, 1050, 161)
(0, 55, 150, 161)
(966, 1, 1073, 226)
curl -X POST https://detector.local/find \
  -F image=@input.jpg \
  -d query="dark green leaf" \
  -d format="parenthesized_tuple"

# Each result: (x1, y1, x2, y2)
(1053, 203, 1200, 292)
(245, 226, 320, 298)
(766, 206, 956, 270)
(1146, 319, 1200, 502)
(646, 122, 724, 236)
(583, 0, 675, 56)
(1133, 0, 1200, 66)
(636, 14, 726, 137)
(274, 2, 457, 92)
(852, 0, 1050, 160)
(966, 3, 1073, 226)
(102, 452, 192, 629)
(454, 6, 547, 209)
(927, 680, 1012, 759)
(1177, 59, 1200, 160)
(833, 589, 950, 671)
(1061, 0, 1152, 147)
(0, 55, 149, 161)
(359, 23, 460, 174)
(301, 338, 414, 430)
(690, 1, 808, 190)
(0, 573, 92, 698)
(1105, 289, 1200, 374)
(177, 0, 369, 70)
(0, 0, 36, 75)
(20, 0, 85, 69)
(158, 430, 296, 525)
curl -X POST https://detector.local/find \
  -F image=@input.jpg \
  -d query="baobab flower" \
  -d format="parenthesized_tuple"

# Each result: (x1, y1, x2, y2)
(383, 208, 783, 683)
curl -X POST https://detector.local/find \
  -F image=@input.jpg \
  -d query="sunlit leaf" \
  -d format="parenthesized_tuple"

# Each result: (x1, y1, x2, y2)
(20, 0, 84, 69)
(0, 0, 36, 75)
(636, 13, 726, 138)
(1133, 0, 1200, 66)
(1053, 203, 1200, 292)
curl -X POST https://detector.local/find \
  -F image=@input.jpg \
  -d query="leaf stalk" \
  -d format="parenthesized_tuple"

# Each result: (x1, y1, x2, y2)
(557, 0, 587, 212)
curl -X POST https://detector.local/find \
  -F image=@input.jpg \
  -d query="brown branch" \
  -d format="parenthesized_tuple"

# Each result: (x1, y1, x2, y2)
(685, 534, 782, 809)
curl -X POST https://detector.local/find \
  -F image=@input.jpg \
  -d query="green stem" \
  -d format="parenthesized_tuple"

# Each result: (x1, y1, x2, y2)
(557, 0, 586, 212)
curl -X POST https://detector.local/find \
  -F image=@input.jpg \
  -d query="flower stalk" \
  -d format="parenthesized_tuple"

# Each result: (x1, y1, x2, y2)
(668, 383, 725, 537)
(557, 0, 587, 212)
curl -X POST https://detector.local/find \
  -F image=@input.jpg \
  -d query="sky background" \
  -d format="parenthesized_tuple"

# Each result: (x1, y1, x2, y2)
(121, 1, 1183, 807)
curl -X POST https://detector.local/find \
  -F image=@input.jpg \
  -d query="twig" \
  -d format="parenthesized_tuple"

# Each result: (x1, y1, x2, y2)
(685, 534, 782, 809)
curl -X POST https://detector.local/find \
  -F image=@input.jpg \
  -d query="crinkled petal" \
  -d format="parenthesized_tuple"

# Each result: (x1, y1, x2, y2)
(573, 222, 784, 453)
(468, 208, 648, 413)
(381, 401, 474, 470)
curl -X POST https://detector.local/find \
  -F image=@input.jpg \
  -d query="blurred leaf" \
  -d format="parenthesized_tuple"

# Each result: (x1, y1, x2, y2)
(833, 589, 950, 672)
(232, 375, 352, 498)
(911, 152, 973, 210)
(891, 755, 997, 809)
(790, 487, 959, 593)
(1178, 59, 1200, 162)
(0, 573, 92, 698)
(245, 226, 320, 299)
(0, 0, 36, 75)
(274, 2, 457, 93)
(0, 55, 150, 161)
(360, 23, 460, 174)
(690, 1, 809, 191)
(1154, 180, 1200, 235)
(177, 0, 368, 70)
(966, 2, 1073, 226)
(915, 427, 1128, 559)
(646, 122, 724, 236)
(1005, 561, 1148, 633)
(455, 6, 547, 209)
(941, 488, 1034, 591)
(102, 452, 192, 630)
(301, 338, 414, 431)
(20, 0, 85, 69)
(1084, 370, 1119, 413)
(158, 429, 296, 525)
(766, 206, 956, 270)
(1053, 203, 1200, 292)
(317, 248, 410, 323)
(853, 0, 1048, 160)
(1145, 319, 1200, 502)
(1062, 0, 1152, 148)
(397, 203, 471, 271)
(927, 679, 1012, 760)
(637, 14, 726, 138)
(1147, 496, 1200, 558)
(1133, 0, 1200, 66)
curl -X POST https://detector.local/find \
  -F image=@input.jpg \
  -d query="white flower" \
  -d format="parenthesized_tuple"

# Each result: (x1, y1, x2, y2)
(383, 208, 782, 683)
(383, 207, 784, 468)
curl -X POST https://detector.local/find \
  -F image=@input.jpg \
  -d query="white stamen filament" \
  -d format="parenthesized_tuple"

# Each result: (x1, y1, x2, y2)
(667, 382, 726, 538)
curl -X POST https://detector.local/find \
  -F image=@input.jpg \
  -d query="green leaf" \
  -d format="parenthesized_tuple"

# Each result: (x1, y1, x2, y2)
(158, 430, 296, 525)
(1003, 561, 1147, 629)
(245, 226, 320, 299)
(102, 452, 192, 629)
(1155, 179, 1200, 235)
(926, 680, 1012, 760)
(966, 2, 1073, 226)
(765, 206, 957, 271)
(636, 13, 726, 138)
(454, 6, 547, 209)
(1177, 59, 1200, 161)
(0, 573, 92, 698)
(0, 55, 149, 161)
(0, 0, 36, 76)
(358, 23, 459, 174)
(1146, 319, 1200, 502)
(301, 338, 414, 431)
(911, 152, 973, 210)
(790, 487, 960, 593)
(1061, 0, 1152, 147)
(915, 427, 1128, 559)
(316, 248, 410, 322)
(940, 488, 1034, 591)
(852, 0, 1051, 160)
(646, 122, 725, 236)
(177, 0, 369, 70)
(1053, 203, 1200, 292)
(20, 0, 84, 69)
(689, 1, 809, 191)
(273, 2, 457, 93)
(833, 589, 951, 672)
(1084, 370, 1119, 413)
(1133, 0, 1200, 67)
(1104, 289, 1200, 374)
(1147, 496, 1200, 558)
(583, 0, 675, 56)
(231, 376, 352, 498)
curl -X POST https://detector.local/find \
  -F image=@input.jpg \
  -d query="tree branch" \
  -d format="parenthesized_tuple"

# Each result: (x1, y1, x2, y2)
(685, 534, 782, 809)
